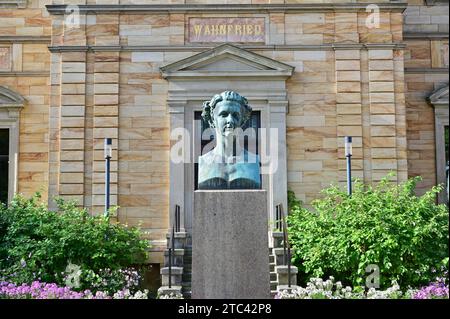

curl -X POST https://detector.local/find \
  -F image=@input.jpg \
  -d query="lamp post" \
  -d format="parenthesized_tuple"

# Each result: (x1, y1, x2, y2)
(345, 136, 353, 196)
(104, 138, 112, 218)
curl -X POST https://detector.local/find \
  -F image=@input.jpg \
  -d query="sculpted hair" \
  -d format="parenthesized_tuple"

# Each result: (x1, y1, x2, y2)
(202, 91, 252, 128)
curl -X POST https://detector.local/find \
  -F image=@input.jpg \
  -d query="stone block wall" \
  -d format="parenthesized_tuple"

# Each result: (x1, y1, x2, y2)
(404, 0, 449, 34)
(0, 0, 52, 201)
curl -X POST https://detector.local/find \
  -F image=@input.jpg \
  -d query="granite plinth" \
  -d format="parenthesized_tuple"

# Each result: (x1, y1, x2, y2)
(192, 190, 270, 299)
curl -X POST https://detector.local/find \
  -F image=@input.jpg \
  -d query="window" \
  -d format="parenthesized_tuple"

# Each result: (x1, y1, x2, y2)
(0, 129, 8, 204)
(429, 85, 449, 204)
(0, 86, 24, 204)
(445, 125, 449, 203)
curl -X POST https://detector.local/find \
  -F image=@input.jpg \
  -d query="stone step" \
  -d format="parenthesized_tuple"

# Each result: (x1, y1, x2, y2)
(271, 290, 278, 298)
(160, 267, 183, 286)
(270, 272, 277, 281)
(183, 290, 192, 299)
(182, 279, 192, 299)
(272, 231, 284, 249)
(270, 262, 276, 273)
(182, 283, 191, 289)
(183, 275, 192, 282)
(163, 248, 185, 267)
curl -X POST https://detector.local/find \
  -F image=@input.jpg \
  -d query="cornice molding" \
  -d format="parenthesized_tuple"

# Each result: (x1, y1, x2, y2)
(48, 43, 407, 53)
(404, 32, 449, 40)
(0, 86, 25, 109)
(0, 36, 52, 44)
(45, 2, 408, 15)
(405, 68, 449, 74)
(425, 0, 449, 5)
(0, 0, 27, 9)
(0, 71, 49, 77)
(429, 85, 449, 106)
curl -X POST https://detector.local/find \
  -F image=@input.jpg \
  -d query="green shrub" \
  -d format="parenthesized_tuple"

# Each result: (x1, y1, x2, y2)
(0, 193, 149, 291)
(287, 175, 449, 290)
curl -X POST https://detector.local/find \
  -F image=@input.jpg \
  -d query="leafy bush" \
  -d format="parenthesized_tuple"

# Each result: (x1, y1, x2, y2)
(287, 175, 449, 290)
(0, 193, 149, 292)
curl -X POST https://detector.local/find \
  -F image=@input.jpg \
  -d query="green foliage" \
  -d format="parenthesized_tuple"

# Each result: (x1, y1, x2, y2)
(287, 175, 449, 289)
(0, 193, 149, 291)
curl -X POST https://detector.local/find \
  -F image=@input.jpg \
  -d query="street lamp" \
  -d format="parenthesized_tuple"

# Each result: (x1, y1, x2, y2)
(104, 138, 112, 218)
(345, 136, 353, 196)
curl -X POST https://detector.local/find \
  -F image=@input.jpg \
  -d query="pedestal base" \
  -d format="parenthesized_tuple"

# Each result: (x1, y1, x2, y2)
(192, 190, 270, 299)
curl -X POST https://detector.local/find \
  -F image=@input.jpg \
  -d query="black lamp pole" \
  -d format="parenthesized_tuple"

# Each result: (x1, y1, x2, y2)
(345, 136, 353, 196)
(104, 138, 112, 218)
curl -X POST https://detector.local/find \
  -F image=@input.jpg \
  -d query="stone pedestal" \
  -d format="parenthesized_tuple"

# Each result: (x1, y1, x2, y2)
(275, 265, 298, 286)
(192, 190, 270, 299)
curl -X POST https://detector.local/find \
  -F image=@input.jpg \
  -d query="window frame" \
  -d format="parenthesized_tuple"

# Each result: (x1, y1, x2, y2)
(429, 85, 449, 204)
(0, 86, 24, 204)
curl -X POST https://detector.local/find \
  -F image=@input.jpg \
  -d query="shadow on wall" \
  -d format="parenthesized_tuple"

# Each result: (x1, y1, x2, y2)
(141, 264, 161, 298)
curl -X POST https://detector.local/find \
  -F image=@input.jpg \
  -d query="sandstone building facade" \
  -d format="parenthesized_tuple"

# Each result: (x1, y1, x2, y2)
(0, 0, 448, 267)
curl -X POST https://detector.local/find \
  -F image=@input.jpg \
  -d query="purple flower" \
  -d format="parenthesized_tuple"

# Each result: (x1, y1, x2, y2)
(413, 281, 449, 299)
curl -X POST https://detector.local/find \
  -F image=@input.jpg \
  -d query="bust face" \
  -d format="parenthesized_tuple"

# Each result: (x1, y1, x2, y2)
(212, 100, 243, 138)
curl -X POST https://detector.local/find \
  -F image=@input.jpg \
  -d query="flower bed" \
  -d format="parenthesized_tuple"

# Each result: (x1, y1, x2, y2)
(275, 277, 449, 299)
(0, 281, 149, 299)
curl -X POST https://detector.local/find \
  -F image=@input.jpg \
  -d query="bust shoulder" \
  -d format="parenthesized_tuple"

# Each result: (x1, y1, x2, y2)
(199, 150, 219, 165)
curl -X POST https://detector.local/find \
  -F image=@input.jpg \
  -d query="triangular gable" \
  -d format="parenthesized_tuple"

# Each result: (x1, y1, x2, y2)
(0, 86, 25, 108)
(160, 44, 294, 79)
(429, 85, 449, 106)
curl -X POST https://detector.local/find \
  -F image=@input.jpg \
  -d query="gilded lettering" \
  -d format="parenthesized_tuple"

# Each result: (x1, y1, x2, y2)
(254, 25, 262, 36)
(227, 24, 233, 35)
(194, 25, 203, 37)
(189, 18, 265, 42)
(235, 24, 242, 35)
(219, 24, 227, 35)
(211, 25, 220, 35)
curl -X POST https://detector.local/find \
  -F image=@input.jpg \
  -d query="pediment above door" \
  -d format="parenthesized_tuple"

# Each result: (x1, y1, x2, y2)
(429, 85, 449, 106)
(0, 86, 24, 120)
(160, 44, 294, 79)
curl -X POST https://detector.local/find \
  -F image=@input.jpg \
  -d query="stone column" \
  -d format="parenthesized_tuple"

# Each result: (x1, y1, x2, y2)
(268, 100, 288, 227)
(393, 47, 408, 183)
(48, 15, 64, 211)
(54, 4, 87, 207)
(168, 101, 187, 233)
(92, 51, 119, 215)
(368, 49, 399, 182)
(335, 49, 364, 184)
(91, 13, 120, 215)
(59, 51, 87, 206)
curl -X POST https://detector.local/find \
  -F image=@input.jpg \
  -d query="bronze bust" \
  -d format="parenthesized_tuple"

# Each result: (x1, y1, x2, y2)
(198, 91, 261, 190)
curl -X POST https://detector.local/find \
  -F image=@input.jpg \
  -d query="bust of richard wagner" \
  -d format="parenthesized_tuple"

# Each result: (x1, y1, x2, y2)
(198, 91, 261, 190)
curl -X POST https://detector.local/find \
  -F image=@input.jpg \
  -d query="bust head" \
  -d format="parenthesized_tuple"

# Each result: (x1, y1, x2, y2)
(202, 91, 252, 137)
